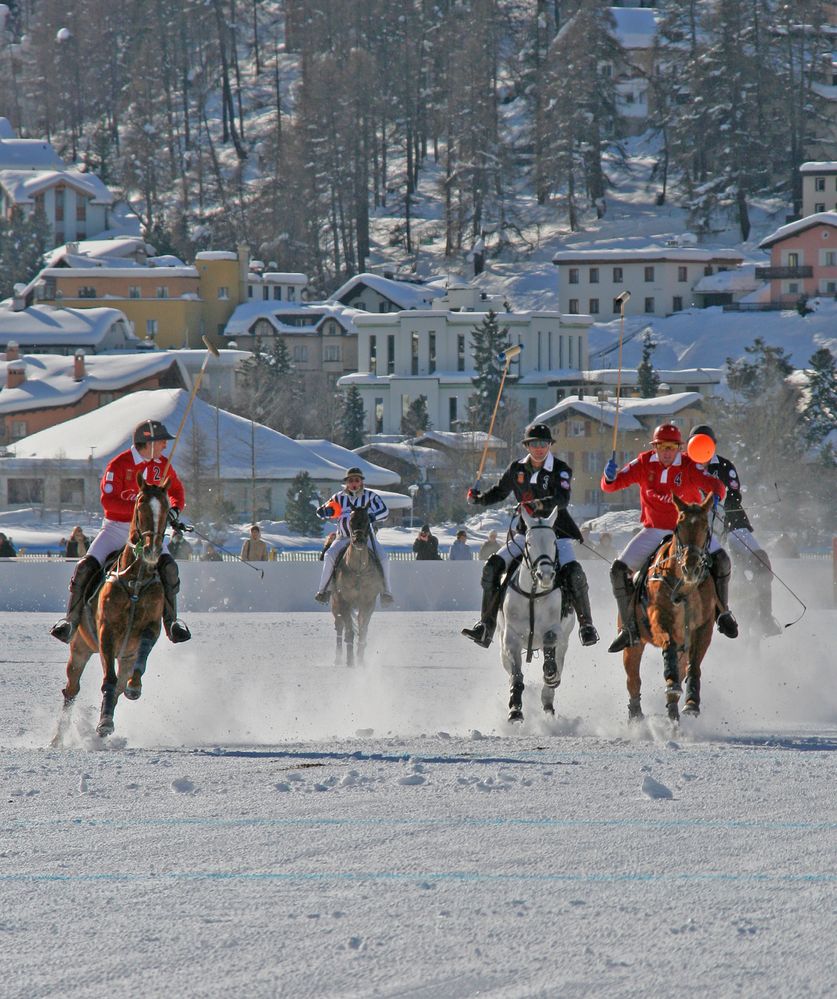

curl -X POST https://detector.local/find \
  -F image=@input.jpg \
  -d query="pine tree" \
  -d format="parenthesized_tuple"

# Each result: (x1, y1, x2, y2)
(284, 471, 323, 536)
(637, 330, 660, 398)
(401, 395, 430, 437)
(0, 207, 50, 300)
(340, 385, 366, 449)
(801, 348, 837, 454)
(469, 311, 511, 429)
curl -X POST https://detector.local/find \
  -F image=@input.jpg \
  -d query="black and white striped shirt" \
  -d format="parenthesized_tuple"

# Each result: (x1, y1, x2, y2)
(317, 489, 389, 538)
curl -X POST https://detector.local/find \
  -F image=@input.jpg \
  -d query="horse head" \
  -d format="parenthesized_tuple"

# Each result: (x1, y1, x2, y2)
(672, 493, 713, 584)
(347, 505, 371, 549)
(520, 503, 558, 592)
(130, 472, 171, 567)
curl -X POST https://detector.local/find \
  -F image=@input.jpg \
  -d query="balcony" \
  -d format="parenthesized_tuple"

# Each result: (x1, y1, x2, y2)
(754, 265, 813, 279)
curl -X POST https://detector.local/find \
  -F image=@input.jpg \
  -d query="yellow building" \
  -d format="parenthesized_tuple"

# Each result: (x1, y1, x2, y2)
(32, 246, 249, 349)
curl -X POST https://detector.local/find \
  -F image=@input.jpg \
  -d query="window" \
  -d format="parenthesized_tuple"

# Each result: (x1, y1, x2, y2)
(567, 420, 587, 438)
(568, 268, 579, 284)
(815, 203, 826, 213)
(262, 287, 269, 300)
(60, 478, 84, 505)
(248, 286, 254, 298)
(324, 345, 341, 362)
(588, 298, 599, 314)
(612, 298, 622, 314)
(825, 251, 836, 266)
(374, 398, 384, 434)
(146, 319, 158, 336)
(411, 331, 419, 375)
(788, 282, 799, 294)
(529, 397, 538, 421)
(218, 286, 229, 300)
(677, 266, 688, 282)
(77, 286, 96, 298)
(369, 335, 377, 373)
(378, 302, 391, 313)
(54, 228, 64, 244)
(387, 335, 395, 374)
(589, 267, 599, 284)
(568, 299, 579, 314)
(428, 333, 436, 374)
(54, 186, 65, 221)
(273, 287, 282, 300)
(12, 421, 27, 439)
(128, 286, 140, 299)
(826, 281, 836, 293)
(673, 296, 683, 312)
(613, 266, 623, 282)
(449, 397, 458, 426)
(457, 334, 465, 371)
(293, 345, 309, 362)
(287, 287, 296, 301)
(76, 199, 86, 222)
(156, 286, 169, 299)
(815, 177, 825, 191)
(644, 297, 655, 313)
(8, 478, 43, 503)
(644, 266, 655, 282)
(703, 265, 713, 277)
(787, 252, 799, 268)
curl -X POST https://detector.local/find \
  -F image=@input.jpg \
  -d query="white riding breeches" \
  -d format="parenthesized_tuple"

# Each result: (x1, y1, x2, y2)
(87, 518, 172, 564)
(496, 532, 575, 570)
(618, 526, 721, 573)
(726, 527, 766, 561)
(319, 533, 391, 594)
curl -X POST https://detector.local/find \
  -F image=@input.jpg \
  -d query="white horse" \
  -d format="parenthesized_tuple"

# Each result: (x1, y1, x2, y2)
(496, 506, 575, 722)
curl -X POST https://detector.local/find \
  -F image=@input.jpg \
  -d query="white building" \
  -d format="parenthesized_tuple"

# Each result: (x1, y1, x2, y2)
(245, 261, 308, 304)
(0, 119, 114, 244)
(552, 244, 745, 318)
(338, 288, 591, 435)
(800, 162, 837, 218)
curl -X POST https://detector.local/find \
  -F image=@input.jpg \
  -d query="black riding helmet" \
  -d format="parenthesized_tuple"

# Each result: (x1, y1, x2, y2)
(689, 424, 716, 443)
(133, 419, 175, 446)
(521, 422, 554, 445)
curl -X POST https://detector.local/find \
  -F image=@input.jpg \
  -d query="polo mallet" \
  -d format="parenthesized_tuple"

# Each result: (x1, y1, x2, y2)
(610, 291, 631, 463)
(473, 343, 523, 487)
(185, 523, 266, 579)
(162, 335, 221, 478)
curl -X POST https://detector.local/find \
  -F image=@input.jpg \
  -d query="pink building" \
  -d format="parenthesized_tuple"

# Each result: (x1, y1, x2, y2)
(757, 212, 837, 305)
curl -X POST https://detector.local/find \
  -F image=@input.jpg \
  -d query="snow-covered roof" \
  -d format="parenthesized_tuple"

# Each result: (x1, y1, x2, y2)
(759, 212, 837, 248)
(0, 352, 187, 415)
(250, 271, 308, 285)
(296, 439, 401, 486)
(194, 251, 238, 262)
(0, 166, 113, 206)
(0, 136, 63, 170)
(329, 273, 438, 311)
(552, 246, 743, 264)
(223, 301, 358, 337)
(535, 391, 703, 430)
(693, 264, 763, 294)
(800, 161, 837, 173)
(584, 368, 722, 386)
(0, 303, 138, 347)
(355, 442, 451, 469)
(44, 237, 154, 268)
(609, 7, 659, 49)
(411, 430, 506, 451)
(10, 389, 347, 481)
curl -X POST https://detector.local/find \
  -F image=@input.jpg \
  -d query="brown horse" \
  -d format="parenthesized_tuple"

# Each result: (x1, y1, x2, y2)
(56, 475, 171, 739)
(622, 494, 717, 723)
(330, 506, 382, 665)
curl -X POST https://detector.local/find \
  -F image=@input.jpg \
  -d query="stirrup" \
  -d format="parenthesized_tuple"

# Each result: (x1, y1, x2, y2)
(380, 593, 394, 607)
(50, 618, 75, 644)
(314, 591, 330, 604)
(607, 627, 638, 654)
(578, 623, 599, 647)
(716, 612, 738, 639)
(461, 622, 493, 648)
(165, 619, 191, 644)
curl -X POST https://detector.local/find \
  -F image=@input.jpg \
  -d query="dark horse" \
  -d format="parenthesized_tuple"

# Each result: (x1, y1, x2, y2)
(622, 494, 717, 724)
(55, 475, 171, 740)
(330, 506, 383, 665)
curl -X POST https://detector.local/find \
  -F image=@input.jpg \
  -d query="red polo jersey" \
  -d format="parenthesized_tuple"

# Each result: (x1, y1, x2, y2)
(100, 447, 186, 523)
(601, 450, 725, 531)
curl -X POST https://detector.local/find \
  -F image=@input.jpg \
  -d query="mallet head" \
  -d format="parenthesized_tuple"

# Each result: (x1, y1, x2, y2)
(497, 344, 523, 364)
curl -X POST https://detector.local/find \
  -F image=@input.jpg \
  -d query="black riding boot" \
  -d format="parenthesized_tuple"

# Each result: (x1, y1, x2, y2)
(158, 553, 191, 643)
(50, 555, 102, 643)
(709, 549, 738, 639)
(754, 554, 782, 636)
(563, 561, 599, 646)
(607, 560, 640, 653)
(462, 554, 505, 648)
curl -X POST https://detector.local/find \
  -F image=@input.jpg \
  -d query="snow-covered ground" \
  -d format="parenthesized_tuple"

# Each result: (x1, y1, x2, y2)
(2, 590, 835, 998)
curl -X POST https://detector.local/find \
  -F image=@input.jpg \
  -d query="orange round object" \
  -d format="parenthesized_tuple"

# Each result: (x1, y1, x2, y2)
(328, 500, 341, 518)
(687, 433, 715, 464)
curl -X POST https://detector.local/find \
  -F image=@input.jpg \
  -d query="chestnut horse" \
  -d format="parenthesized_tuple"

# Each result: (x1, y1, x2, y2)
(330, 506, 382, 665)
(56, 475, 171, 739)
(622, 494, 717, 723)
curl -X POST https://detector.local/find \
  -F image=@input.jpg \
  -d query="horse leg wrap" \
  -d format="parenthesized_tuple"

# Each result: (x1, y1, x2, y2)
(542, 647, 559, 687)
(663, 646, 680, 694)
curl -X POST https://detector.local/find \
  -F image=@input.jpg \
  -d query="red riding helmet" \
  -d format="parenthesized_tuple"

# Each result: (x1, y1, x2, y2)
(650, 423, 682, 445)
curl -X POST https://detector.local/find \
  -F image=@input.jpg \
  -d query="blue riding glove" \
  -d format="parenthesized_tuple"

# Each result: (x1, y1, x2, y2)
(604, 458, 618, 482)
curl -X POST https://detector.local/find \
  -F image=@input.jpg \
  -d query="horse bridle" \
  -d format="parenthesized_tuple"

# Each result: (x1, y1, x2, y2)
(522, 523, 557, 591)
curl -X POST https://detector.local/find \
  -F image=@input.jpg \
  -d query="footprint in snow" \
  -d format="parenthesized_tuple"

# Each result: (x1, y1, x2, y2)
(170, 777, 196, 794)
(398, 774, 426, 786)
(641, 775, 674, 800)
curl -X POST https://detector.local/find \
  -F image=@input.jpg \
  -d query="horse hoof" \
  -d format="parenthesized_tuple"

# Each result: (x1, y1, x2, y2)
(683, 702, 700, 717)
(96, 720, 114, 737)
(542, 704, 555, 716)
(124, 686, 141, 701)
(508, 709, 523, 722)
